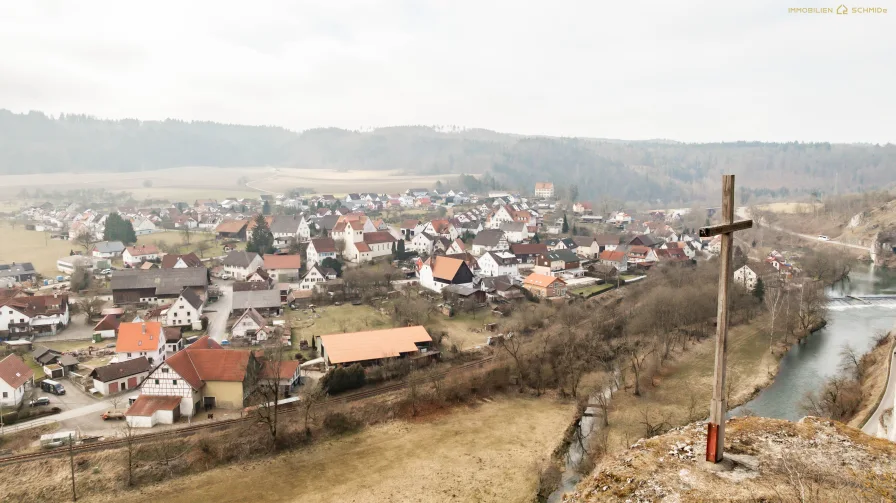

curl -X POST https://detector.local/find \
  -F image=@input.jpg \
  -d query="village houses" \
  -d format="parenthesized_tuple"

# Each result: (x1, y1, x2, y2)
(123, 245, 160, 267)
(222, 251, 265, 280)
(734, 265, 759, 290)
(127, 336, 261, 427)
(534, 182, 555, 199)
(306, 238, 338, 267)
(476, 251, 520, 278)
(262, 254, 302, 283)
(0, 354, 34, 407)
(471, 229, 509, 256)
(0, 293, 70, 336)
(523, 273, 567, 298)
(299, 264, 337, 291)
(115, 321, 169, 366)
(417, 255, 476, 293)
(164, 288, 205, 330)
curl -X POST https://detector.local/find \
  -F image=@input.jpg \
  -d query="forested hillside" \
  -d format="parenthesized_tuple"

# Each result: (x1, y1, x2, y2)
(2, 109, 895, 205)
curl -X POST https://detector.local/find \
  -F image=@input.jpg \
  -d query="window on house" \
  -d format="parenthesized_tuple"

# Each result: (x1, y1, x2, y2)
(154, 379, 160, 384)
(127, 353, 132, 357)
(172, 380, 178, 385)
(162, 367, 169, 373)
(2, 392, 6, 398)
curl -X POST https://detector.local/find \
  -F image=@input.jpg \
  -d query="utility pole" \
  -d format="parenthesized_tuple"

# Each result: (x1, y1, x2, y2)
(69, 433, 76, 501)
(699, 175, 753, 463)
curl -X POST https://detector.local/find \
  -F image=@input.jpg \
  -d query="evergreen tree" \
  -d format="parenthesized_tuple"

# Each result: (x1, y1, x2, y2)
(753, 277, 765, 302)
(562, 213, 570, 233)
(246, 214, 275, 254)
(322, 257, 343, 276)
(397, 239, 406, 259)
(532, 232, 540, 244)
(103, 212, 137, 244)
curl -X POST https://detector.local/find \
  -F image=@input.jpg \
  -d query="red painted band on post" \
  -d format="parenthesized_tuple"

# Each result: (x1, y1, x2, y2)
(706, 422, 719, 462)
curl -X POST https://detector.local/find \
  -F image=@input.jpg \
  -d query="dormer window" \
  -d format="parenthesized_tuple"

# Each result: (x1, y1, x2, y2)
(137, 340, 142, 346)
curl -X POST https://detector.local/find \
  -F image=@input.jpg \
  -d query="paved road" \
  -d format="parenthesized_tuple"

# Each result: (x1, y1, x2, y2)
(33, 314, 96, 342)
(736, 207, 870, 253)
(206, 279, 233, 343)
(2, 390, 139, 435)
(862, 346, 896, 440)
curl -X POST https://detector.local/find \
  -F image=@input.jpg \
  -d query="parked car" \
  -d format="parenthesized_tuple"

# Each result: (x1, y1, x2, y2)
(40, 379, 66, 395)
(100, 269, 112, 275)
(818, 235, 829, 241)
(101, 410, 126, 421)
(220, 273, 232, 280)
(29, 397, 51, 407)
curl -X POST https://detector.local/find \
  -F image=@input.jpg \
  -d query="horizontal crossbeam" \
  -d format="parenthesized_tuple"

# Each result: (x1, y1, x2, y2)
(698, 219, 753, 237)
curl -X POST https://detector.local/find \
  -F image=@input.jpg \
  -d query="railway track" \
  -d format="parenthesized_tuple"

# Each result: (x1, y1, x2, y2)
(0, 356, 496, 466)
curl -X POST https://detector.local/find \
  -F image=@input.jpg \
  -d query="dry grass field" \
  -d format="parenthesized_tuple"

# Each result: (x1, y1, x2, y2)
(0, 167, 459, 200)
(0, 222, 79, 276)
(0, 224, 230, 277)
(287, 304, 393, 345)
(95, 398, 574, 503)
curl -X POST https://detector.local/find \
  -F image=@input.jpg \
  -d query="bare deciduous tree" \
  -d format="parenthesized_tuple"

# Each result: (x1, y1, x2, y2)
(121, 421, 138, 487)
(180, 225, 192, 245)
(77, 295, 105, 322)
(73, 231, 98, 254)
(252, 341, 288, 449)
(195, 239, 211, 258)
(300, 383, 326, 437)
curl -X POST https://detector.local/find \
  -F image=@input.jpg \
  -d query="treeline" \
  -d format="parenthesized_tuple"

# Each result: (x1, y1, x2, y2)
(3, 109, 895, 204)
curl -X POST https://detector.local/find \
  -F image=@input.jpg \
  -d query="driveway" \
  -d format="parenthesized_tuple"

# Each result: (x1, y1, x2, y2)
(32, 314, 97, 342)
(206, 278, 233, 343)
(5, 385, 139, 436)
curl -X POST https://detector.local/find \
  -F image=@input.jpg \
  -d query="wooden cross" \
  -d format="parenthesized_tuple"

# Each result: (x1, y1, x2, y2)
(699, 174, 752, 463)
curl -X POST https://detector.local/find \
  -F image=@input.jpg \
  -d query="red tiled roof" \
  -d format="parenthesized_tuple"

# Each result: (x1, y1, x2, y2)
(164, 342, 247, 390)
(320, 326, 432, 365)
(523, 273, 565, 288)
(263, 254, 301, 270)
(363, 231, 397, 244)
(262, 359, 300, 380)
(126, 245, 159, 256)
(311, 238, 337, 253)
(599, 250, 626, 262)
(0, 354, 33, 389)
(116, 322, 164, 352)
(2, 294, 68, 317)
(93, 314, 120, 332)
(355, 242, 371, 253)
(215, 219, 248, 233)
(126, 394, 181, 417)
(161, 253, 203, 268)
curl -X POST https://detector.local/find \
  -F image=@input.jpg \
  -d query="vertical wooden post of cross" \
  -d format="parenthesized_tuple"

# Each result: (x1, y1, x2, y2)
(700, 175, 752, 463)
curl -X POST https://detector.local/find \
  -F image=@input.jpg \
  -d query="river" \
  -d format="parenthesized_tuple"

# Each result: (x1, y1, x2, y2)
(731, 264, 896, 421)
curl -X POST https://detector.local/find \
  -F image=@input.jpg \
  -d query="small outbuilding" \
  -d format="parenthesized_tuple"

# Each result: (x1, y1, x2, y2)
(125, 394, 182, 428)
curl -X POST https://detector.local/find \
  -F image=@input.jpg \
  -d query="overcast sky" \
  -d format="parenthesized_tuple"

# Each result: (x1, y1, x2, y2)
(1, 1, 893, 143)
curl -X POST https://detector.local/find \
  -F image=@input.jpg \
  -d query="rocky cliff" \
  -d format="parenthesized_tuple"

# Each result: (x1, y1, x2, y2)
(564, 416, 896, 502)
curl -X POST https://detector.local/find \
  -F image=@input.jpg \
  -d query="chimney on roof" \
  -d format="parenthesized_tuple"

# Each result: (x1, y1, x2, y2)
(142, 323, 146, 334)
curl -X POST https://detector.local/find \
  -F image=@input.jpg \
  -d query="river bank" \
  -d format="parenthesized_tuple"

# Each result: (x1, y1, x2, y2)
(734, 265, 896, 420)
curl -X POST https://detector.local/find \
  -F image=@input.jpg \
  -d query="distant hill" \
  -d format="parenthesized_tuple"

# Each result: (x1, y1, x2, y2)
(2, 109, 895, 205)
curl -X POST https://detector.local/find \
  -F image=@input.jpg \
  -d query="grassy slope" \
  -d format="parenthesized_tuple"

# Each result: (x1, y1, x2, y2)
(604, 315, 777, 453)
(94, 398, 575, 503)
